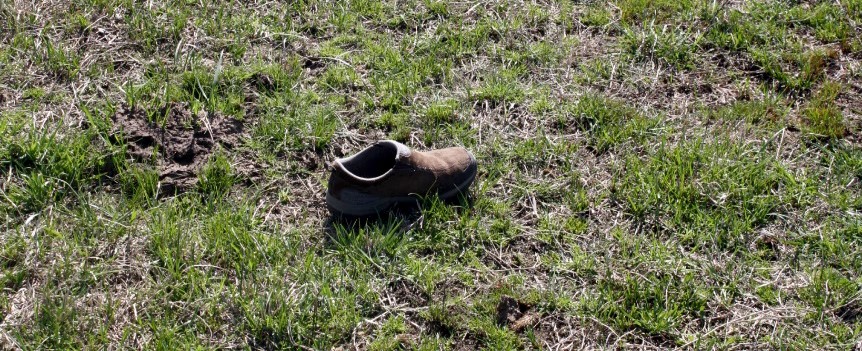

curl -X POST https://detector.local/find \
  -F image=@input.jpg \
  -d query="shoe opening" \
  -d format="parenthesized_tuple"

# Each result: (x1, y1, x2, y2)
(338, 142, 399, 179)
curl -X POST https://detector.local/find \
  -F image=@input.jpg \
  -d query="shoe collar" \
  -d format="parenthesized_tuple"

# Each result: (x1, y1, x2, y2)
(332, 140, 412, 183)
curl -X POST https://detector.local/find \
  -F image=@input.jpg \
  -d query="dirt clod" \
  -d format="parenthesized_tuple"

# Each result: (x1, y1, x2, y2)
(496, 295, 539, 332)
(248, 72, 276, 91)
(112, 102, 244, 194)
(837, 301, 862, 323)
(302, 57, 325, 70)
(387, 279, 429, 307)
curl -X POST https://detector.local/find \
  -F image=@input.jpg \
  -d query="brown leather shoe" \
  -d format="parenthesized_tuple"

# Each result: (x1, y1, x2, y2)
(326, 140, 477, 216)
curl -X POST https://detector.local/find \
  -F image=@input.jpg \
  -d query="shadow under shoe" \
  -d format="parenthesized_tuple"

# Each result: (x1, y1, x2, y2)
(323, 191, 474, 247)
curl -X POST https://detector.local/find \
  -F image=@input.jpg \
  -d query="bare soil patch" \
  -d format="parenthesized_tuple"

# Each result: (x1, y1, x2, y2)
(111, 102, 245, 194)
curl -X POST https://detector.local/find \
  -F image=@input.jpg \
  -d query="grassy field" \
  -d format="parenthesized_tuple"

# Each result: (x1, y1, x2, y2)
(1, 0, 861, 349)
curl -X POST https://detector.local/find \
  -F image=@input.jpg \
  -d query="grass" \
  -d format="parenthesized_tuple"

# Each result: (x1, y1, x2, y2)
(1, 0, 861, 349)
(803, 81, 846, 139)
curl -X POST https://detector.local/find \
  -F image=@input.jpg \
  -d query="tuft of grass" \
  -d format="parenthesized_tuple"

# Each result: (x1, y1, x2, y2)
(40, 38, 81, 81)
(1, 114, 110, 214)
(31, 295, 82, 349)
(581, 4, 611, 27)
(179, 64, 246, 117)
(198, 152, 235, 198)
(330, 217, 408, 259)
(614, 139, 786, 251)
(9, 172, 58, 213)
(424, 99, 459, 124)
(559, 94, 653, 153)
(706, 8, 788, 52)
(319, 65, 360, 91)
(119, 165, 159, 206)
(367, 315, 410, 350)
(587, 272, 708, 340)
(829, 145, 862, 188)
(749, 48, 835, 93)
(798, 267, 860, 318)
(470, 77, 524, 106)
(705, 2, 841, 93)
(709, 94, 787, 126)
(424, 0, 449, 17)
(802, 81, 845, 139)
(374, 111, 411, 142)
(787, 2, 855, 43)
(254, 94, 340, 152)
(616, 0, 698, 23)
(621, 24, 699, 69)
(247, 61, 303, 94)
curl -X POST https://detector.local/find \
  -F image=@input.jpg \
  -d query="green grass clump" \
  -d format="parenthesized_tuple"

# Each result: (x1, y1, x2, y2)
(581, 4, 611, 27)
(589, 272, 708, 340)
(787, 2, 855, 43)
(621, 24, 699, 69)
(615, 140, 785, 251)
(802, 81, 845, 139)
(179, 66, 246, 117)
(424, 99, 459, 124)
(119, 165, 159, 206)
(829, 146, 862, 187)
(40, 38, 81, 81)
(704, 2, 844, 93)
(320, 65, 360, 91)
(0, 113, 112, 214)
(198, 152, 235, 197)
(470, 77, 524, 106)
(559, 94, 653, 153)
(616, 0, 698, 23)
(374, 111, 411, 142)
(709, 94, 787, 126)
(424, 0, 449, 17)
(749, 48, 835, 93)
(254, 94, 340, 152)
(798, 267, 860, 317)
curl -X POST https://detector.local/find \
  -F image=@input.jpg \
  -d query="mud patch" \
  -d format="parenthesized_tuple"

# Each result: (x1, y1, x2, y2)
(111, 102, 245, 194)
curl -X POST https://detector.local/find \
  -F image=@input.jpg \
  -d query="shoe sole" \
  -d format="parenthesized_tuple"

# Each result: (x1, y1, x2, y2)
(326, 164, 478, 217)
